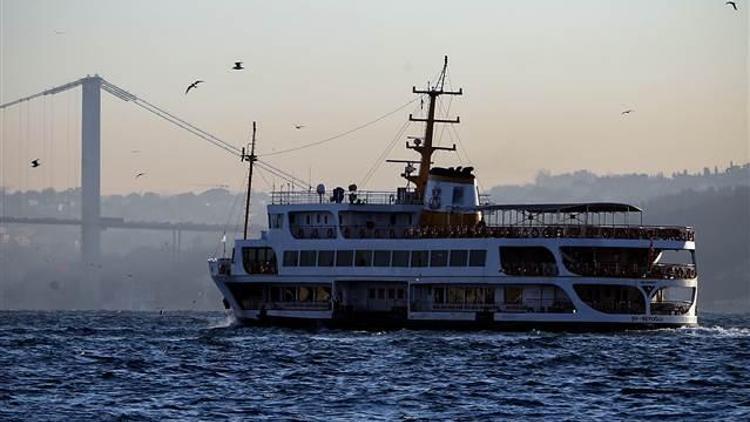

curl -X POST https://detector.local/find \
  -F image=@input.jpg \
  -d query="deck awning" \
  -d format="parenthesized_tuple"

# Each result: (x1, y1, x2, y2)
(478, 202, 642, 214)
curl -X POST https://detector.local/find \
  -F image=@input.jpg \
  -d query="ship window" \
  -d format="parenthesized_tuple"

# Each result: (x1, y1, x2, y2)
(449, 250, 468, 267)
(318, 250, 335, 267)
(392, 250, 410, 267)
(434, 287, 445, 304)
(390, 214, 397, 225)
(500, 247, 557, 276)
(355, 250, 373, 267)
(283, 250, 298, 267)
(411, 250, 429, 267)
(316, 286, 331, 302)
(374, 250, 391, 267)
(651, 286, 695, 315)
(388, 288, 396, 299)
(397, 288, 405, 299)
(430, 250, 448, 267)
(283, 286, 296, 302)
(452, 186, 465, 205)
(574, 284, 645, 314)
(336, 250, 354, 266)
(270, 286, 282, 302)
(226, 282, 264, 310)
(300, 250, 317, 267)
(242, 247, 278, 274)
(504, 286, 523, 305)
(369, 288, 376, 299)
(447, 287, 465, 304)
(469, 250, 487, 267)
(378, 288, 385, 299)
(298, 286, 312, 302)
(269, 213, 284, 229)
(306, 215, 311, 225)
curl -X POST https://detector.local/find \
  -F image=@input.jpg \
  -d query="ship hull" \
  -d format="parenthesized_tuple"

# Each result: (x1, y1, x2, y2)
(211, 273, 698, 332)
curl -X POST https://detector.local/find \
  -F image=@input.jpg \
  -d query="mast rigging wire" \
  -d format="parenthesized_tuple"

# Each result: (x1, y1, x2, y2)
(262, 96, 423, 157)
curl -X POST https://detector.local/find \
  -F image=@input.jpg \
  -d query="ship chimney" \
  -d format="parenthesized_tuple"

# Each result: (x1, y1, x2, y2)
(421, 166, 480, 227)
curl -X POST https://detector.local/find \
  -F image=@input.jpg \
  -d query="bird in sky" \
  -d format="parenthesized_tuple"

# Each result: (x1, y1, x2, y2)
(185, 80, 203, 95)
(726, 1, 737, 11)
(621, 109, 634, 115)
(232, 62, 244, 70)
(31, 159, 40, 168)
(135, 172, 146, 178)
(294, 124, 305, 130)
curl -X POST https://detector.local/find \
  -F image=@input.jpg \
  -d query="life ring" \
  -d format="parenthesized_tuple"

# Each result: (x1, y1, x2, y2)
(531, 228, 540, 238)
(602, 228, 612, 238)
(542, 228, 552, 238)
(311, 228, 319, 239)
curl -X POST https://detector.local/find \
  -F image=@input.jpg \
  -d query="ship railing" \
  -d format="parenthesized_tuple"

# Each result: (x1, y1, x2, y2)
(432, 303, 495, 311)
(340, 225, 414, 239)
(650, 300, 692, 315)
(271, 189, 422, 205)
(564, 262, 697, 279)
(210, 257, 231, 276)
(409, 224, 695, 242)
(268, 301, 332, 311)
(501, 262, 559, 277)
(426, 302, 576, 313)
(291, 225, 338, 239)
(240, 301, 332, 311)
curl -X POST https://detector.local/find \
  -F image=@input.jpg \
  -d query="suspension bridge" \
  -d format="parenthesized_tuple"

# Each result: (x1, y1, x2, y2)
(0, 75, 253, 265)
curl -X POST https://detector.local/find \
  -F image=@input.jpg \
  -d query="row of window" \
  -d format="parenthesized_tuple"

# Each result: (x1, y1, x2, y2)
(282, 249, 487, 268)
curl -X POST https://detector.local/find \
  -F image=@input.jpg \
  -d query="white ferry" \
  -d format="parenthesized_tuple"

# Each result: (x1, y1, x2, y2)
(209, 58, 698, 330)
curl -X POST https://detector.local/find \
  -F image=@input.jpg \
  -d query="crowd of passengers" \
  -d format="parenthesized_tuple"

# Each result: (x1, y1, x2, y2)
(335, 223, 695, 241)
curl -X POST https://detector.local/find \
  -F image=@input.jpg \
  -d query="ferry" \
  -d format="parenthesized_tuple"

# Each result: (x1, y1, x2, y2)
(209, 58, 698, 330)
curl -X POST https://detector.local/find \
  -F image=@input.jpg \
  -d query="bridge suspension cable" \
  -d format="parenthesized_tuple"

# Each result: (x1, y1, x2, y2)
(0, 76, 244, 159)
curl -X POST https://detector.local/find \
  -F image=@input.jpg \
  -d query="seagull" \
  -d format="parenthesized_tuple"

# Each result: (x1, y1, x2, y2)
(135, 172, 146, 178)
(232, 62, 244, 70)
(31, 159, 40, 168)
(621, 109, 634, 115)
(185, 80, 203, 95)
(726, 1, 737, 10)
(294, 124, 305, 130)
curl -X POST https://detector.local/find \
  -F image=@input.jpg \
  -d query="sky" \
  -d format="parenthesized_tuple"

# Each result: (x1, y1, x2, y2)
(0, 0, 747, 195)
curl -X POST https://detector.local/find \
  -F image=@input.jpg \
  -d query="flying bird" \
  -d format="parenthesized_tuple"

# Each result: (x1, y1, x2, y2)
(232, 62, 244, 70)
(135, 172, 146, 178)
(621, 109, 634, 115)
(31, 159, 40, 168)
(294, 124, 305, 130)
(185, 80, 203, 95)
(726, 1, 737, 10)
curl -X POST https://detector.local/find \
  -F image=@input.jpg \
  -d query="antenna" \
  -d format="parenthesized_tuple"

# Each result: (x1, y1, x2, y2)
(241, 121, 257, 240)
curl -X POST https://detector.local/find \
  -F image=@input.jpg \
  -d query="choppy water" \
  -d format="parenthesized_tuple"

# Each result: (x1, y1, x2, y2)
(0, 312, 748, 421)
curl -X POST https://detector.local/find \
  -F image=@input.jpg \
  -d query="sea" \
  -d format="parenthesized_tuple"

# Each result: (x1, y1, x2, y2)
(0, 311, 748, 421)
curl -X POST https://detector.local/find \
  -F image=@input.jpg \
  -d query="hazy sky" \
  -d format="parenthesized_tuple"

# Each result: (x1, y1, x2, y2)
(1, 0, 747, 194)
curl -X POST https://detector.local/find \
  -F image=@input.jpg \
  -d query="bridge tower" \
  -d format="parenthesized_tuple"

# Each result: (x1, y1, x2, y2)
(81, 76, 102, 266)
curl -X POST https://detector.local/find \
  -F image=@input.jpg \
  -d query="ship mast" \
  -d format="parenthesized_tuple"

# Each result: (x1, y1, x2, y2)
(406, 56, 463, 198)
(241, 121, 258, 240)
